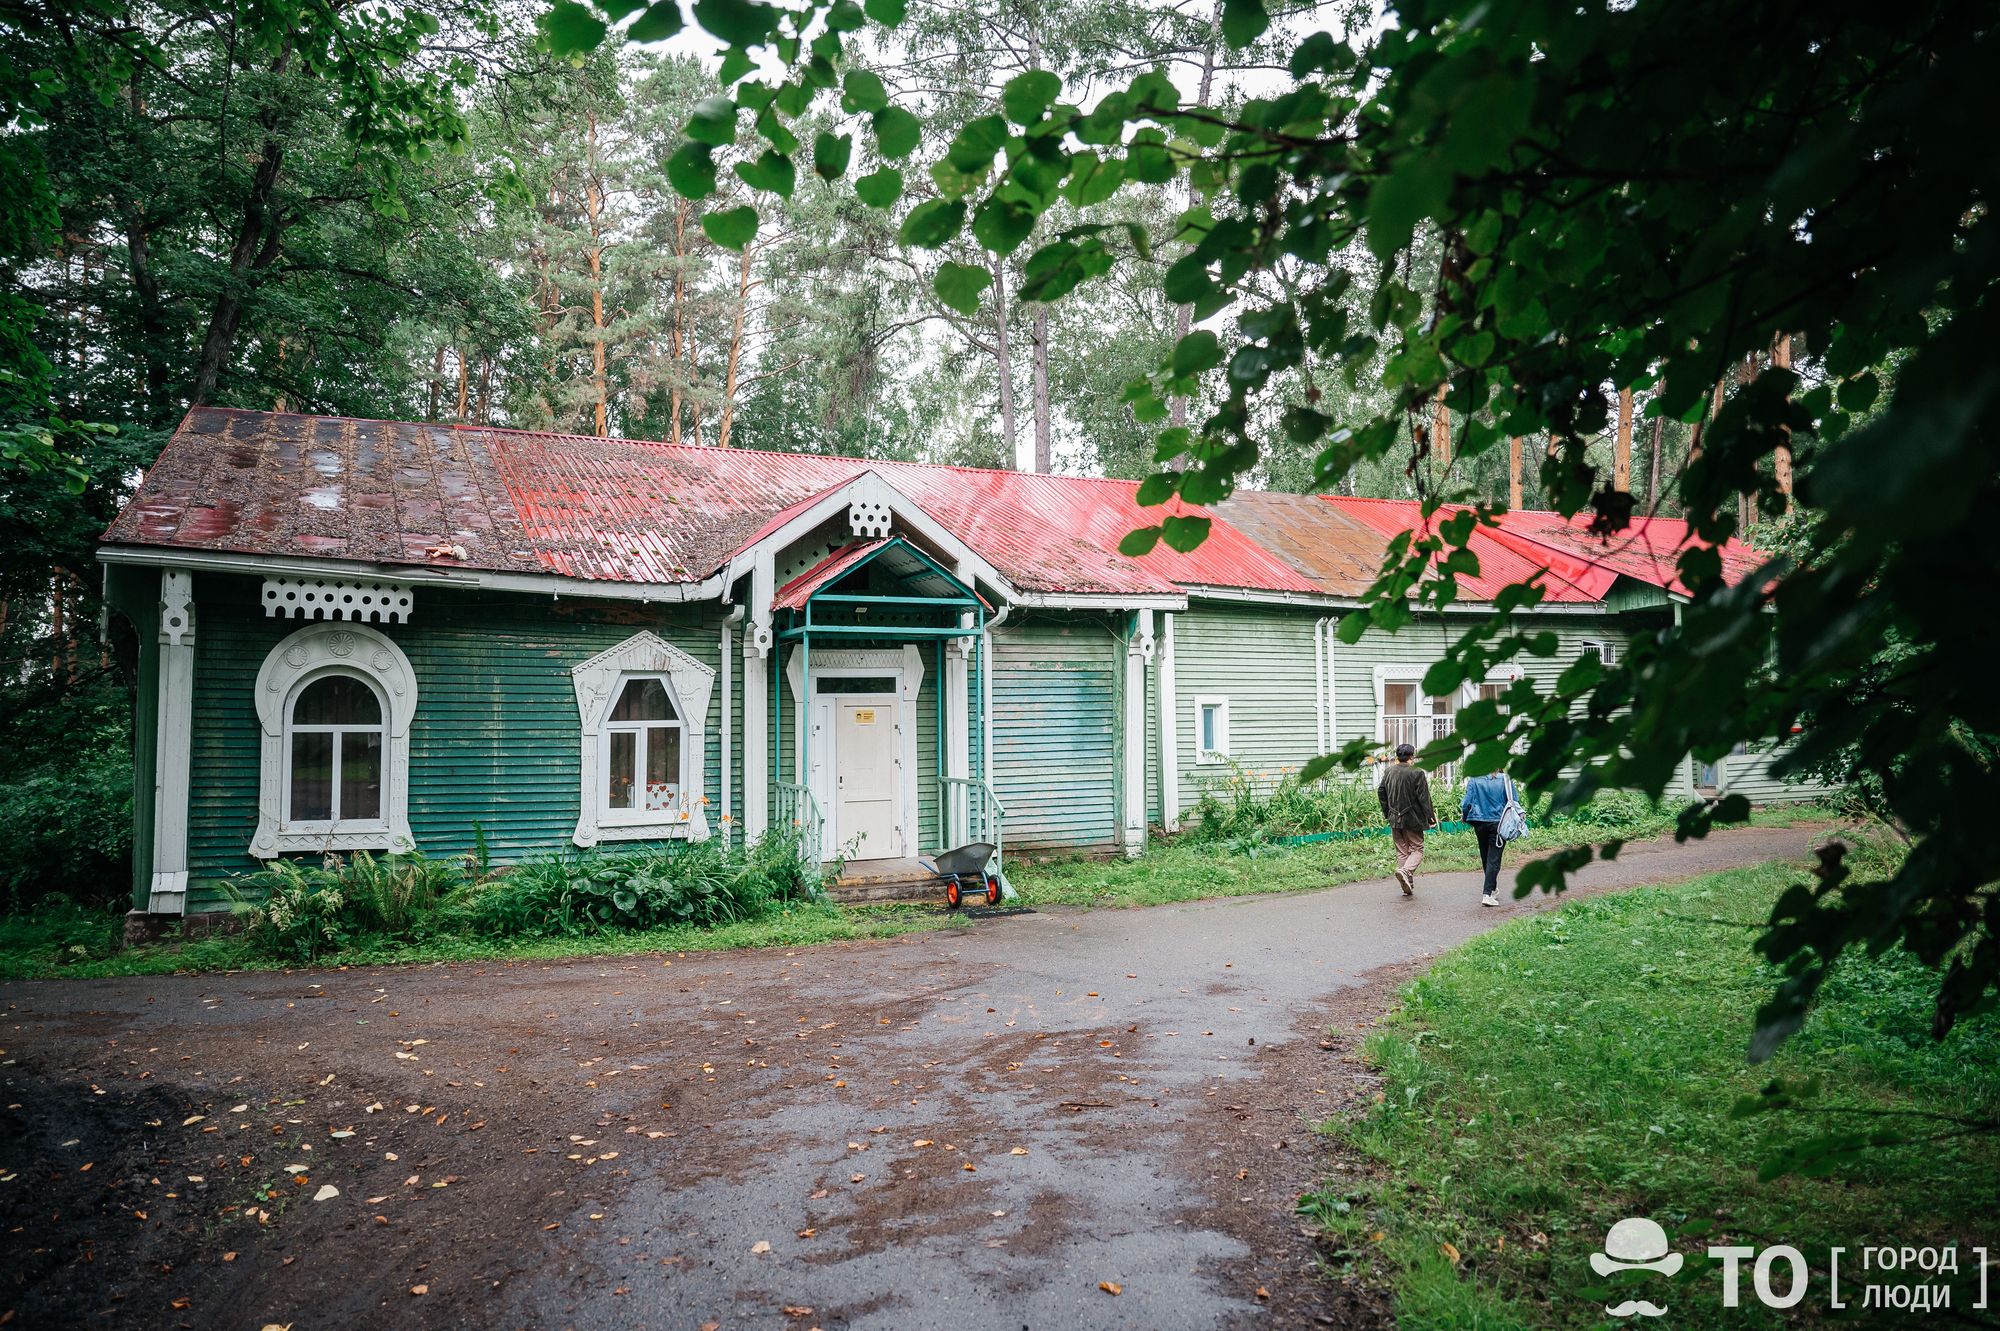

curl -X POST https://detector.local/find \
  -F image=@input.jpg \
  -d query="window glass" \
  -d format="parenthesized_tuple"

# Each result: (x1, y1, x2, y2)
(1430, 691, 1458, 715)
(341, 732, 383, 820)
(1199, 705, 1218, 752)
(817, 676, 897, 695)
(294, 674, 381, 726)
(1479, 682, 1507, 703)
(607, 730, 637, 809)
(290, 731, 334, 821)
(611, 677, 676, 722)
(645, 727, 682, 808)
(1383, 682, 1418, 714)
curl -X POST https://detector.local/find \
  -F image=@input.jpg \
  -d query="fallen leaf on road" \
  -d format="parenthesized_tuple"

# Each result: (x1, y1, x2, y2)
(542, 1223, 560, 1231)
(1098, 1281, 1122, 1296)
(751, 1241, 772, 1255)
(1439, 1241, 1461, 1265)
(962, 1163, 976, 1172)
(783, 1307, 813, 1318)
(1010, 1147, 1029, 1156)
(182, 1116, 204, 1126)
(851, 1174, 865, 1183)
(313, 1185, 339, 1202)
(410, 1285, 427, 1296)
(1255, 1286, 1270, 1300)
(912, 1139, 932, 1148)
(221, 1252, 236, 1263)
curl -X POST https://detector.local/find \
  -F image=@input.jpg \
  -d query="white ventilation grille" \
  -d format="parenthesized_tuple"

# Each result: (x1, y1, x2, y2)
(262, 577, 414, 623)
(848, 499, 893, 538)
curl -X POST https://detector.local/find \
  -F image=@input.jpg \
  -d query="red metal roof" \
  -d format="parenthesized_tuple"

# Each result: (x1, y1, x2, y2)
(772, 541, 885, 611)
(101, 408, 1760, 606)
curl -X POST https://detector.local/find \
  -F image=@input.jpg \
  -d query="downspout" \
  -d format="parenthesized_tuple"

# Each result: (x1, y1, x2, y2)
(721, 605, 744, 843)
(1313, 617, 1327, 754)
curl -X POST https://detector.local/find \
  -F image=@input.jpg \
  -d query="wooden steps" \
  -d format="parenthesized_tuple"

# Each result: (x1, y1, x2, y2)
(827, 856, 941, 905)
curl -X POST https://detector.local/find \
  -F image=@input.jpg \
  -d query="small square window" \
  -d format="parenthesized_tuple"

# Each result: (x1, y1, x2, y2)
(1580, 638, 1621, 666)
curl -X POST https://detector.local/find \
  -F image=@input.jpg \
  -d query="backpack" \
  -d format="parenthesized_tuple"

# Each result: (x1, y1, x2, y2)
(1497, 776, 1529, 843)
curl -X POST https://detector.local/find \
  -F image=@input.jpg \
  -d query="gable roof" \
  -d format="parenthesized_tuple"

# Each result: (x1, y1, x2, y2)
(100, 407, 1764, 608)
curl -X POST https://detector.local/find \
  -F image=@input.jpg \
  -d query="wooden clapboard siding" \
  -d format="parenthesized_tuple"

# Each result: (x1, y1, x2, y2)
(991, 613, 1119, 852)
(1171, 602, 1325, 813)
(182, 573, 728, 907)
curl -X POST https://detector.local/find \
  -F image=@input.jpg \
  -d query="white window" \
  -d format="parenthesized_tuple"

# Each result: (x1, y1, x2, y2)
(286, 673, 386, 828)
(1580, 638, 1620, 665)
(601, 676, 687, 821)
(1194, 696, 1230, 763)
(251, 623, 417, 858)
(572, 631, 715, 847)
(1374, 666, 1464, 780)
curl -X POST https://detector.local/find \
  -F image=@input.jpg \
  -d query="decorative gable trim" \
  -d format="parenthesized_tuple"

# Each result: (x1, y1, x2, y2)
(571, 631, 716, 848)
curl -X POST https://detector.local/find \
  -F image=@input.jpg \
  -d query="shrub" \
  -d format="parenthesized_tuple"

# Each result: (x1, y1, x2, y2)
(1187, 760, 1458, 843)
(457, 830, 824, 939)
(0, 673, 134, 909)
(226, 851, 463, 961)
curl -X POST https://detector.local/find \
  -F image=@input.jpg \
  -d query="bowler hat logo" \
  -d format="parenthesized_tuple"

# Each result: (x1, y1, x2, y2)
(1591, 1217, 1683, 1318)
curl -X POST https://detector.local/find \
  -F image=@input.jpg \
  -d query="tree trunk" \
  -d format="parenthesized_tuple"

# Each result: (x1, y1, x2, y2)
(991, 257, 1019, 469)
(476, 357, 493, 425)
(1771, 334, 1793, 509)
(1613, 386, 1633, 492)
(1508, 435, 1523, 510)
(1031, 304, 1051, 473)
(119, 72, 170, 422)
(429, 344, 446, 421)
(669, 200, 688, 447)
(1647, 377, 1667, 510)
(191, 48, 292, 405)
(584, 111, 610, 438)
(719, 241, 755, 449)
(1431, 384, 1451, 471)
(455, 349, 469, 421)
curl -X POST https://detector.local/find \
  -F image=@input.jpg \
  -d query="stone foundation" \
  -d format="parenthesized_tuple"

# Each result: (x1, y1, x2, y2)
(122, 909, 243, 949)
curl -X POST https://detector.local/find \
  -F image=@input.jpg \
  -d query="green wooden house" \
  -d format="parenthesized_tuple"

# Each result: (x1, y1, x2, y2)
(98, 408, 1816, 921)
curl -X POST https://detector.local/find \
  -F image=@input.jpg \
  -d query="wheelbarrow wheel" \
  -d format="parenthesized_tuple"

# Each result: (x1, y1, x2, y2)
(984, 876, 1000, 906)
(945, 879, 962, 909)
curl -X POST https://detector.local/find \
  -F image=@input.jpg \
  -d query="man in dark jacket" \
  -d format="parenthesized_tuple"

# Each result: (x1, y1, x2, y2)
(1377, 743, 1436, 897)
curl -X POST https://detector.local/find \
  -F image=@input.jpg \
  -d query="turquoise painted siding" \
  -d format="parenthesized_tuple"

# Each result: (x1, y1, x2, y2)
(991, 613, 1120, 853)
(181, 573, 729, 909)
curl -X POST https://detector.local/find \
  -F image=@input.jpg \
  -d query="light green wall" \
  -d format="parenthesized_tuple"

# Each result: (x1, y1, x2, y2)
(990, 612, 1121, 853)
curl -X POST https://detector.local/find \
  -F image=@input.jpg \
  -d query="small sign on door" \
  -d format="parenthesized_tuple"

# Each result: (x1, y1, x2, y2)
(852, 708, 877, 724)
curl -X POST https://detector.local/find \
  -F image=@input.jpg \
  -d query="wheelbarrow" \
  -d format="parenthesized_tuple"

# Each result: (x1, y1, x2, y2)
(920, 841, 1001, 909)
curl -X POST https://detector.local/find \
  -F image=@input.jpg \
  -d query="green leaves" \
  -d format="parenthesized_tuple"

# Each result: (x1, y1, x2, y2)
(667, 143, 717, 199)
(691, 0, 775, 46)
(933, 261, 992, 315)
(701, 204, 758, 250)
(733, 148, 795, 198)
(686, 95, 737, 146)
(1001, 70, 1061, 124)
(626, 1, 685, 41)
(854, 166, 903, 207)
(898, 198, 965, 248)
(1170, 329, 1223, 377)
(872, 105, 921, 158)
(1365, 151, 1451, 263)
(862, 0, 906, 23)
(540, 0, 607, 55)
(812, 131, 851, 180)
(841, 68, 888, 113)
(1220, 0, 1269, 48)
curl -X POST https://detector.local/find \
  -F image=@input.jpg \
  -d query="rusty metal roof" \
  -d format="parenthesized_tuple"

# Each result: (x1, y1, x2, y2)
(102, 408, 1759, 606)
(102, 409, 1319, 598)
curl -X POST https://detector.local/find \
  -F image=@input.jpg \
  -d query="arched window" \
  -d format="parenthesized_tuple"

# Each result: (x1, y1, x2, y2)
(252, 623, 417, 858)
(603, 676, 685, 817)
(286, 673, 386, 826)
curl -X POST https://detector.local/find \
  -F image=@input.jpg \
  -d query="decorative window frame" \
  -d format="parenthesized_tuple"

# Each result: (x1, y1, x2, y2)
(573, 632, 715, 847)
(252, 623, 418, 858)
(1192, 695, 1230, 764)
(1579, 637, 1620, 666)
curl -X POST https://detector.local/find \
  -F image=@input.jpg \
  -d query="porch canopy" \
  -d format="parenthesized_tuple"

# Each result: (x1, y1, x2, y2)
(770, 537, 1002, 870)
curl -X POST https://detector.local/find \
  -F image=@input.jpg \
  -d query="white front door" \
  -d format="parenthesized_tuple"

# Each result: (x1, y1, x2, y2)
(834, 696, 900, 858)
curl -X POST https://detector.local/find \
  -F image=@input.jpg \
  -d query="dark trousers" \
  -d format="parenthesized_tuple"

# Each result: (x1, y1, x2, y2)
(1471, 820, 1503, 897)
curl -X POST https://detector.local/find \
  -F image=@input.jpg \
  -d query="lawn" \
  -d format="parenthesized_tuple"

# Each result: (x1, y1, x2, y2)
(0, 802, 1834, 981)
(1304, 845, 2000, 1329)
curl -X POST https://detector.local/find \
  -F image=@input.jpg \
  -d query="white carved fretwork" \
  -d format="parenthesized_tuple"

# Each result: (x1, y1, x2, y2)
(572, 631, 716, 847)
(848, 497, 893, 538)
(262, 576, 414, 623)
(250, 623, 418, 858)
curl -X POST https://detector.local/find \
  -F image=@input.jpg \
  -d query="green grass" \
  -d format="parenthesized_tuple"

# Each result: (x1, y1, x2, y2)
(0, 802, 1835, 981)
(1304, 850, 1999, 1329)
(1011, 803, 1828, 910)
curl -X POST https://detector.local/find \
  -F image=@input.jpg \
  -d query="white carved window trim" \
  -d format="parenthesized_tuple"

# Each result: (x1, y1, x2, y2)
(252, 623, 418, 858)
(573, 632, 715, 847)
(262, 576, 413, 623)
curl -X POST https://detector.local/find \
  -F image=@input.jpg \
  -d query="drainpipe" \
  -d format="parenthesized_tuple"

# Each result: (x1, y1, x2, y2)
(1122, 608, 1155, 857)
(721, 605, 744, 844)
(1313, 616, 1327, 754)
(1159, 612, 1179, 832)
